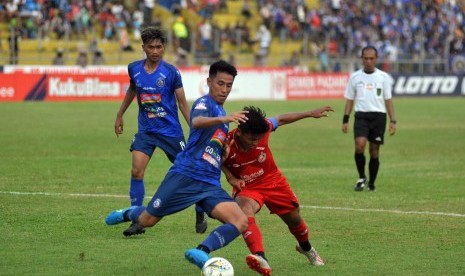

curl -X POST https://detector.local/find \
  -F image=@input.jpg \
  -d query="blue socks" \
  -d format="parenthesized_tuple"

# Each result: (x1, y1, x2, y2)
(126, 206, 146, 223)
(129, 178, 144, 206)
(200, 223, 240, 252)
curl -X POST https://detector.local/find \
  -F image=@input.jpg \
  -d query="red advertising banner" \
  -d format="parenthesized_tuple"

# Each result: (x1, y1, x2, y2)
(0, 73, 48, 101)
(46, 73, 129, 101)
(0, 73, 129, 102)
(286, 73, 349, 99)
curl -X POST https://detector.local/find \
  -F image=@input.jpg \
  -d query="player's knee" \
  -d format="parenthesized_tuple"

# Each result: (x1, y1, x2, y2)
(236, 213, 249, 233)
(131, 168, 145, 179)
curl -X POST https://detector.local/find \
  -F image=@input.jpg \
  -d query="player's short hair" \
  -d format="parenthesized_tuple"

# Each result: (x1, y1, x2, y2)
(238, 106, 269, 135)
(361, 46, 378, 57)
(141, 27, 166, 45)
(209, 60, 237, 79)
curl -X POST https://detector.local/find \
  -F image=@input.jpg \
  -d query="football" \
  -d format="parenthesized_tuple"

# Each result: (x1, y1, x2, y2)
(201, 257, 234, 276)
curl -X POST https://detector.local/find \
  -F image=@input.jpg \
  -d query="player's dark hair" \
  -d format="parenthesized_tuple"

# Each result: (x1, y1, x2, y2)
(141, 27, 166, 45)
(209, 60, 237, 79)
(238, 106, 269, 135)
(361, 46, 378, 57)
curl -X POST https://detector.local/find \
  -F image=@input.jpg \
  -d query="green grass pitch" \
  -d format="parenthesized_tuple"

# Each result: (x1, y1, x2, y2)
(1, 98, 464, 275)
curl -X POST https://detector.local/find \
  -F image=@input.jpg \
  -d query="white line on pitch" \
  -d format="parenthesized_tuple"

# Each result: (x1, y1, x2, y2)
(300, 205, 465, 218)
(2, 190, 465, 218)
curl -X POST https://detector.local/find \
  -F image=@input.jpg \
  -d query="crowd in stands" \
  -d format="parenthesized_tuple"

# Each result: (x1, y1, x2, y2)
(1, 0, 465, 70)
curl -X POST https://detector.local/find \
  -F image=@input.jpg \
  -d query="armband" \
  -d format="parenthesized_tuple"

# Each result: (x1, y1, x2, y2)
(343, 114, 350, 124)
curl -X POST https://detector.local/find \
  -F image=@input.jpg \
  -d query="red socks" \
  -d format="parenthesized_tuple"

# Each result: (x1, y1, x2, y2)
(243, 217, 264, 254)
(288, 220, 309, 243)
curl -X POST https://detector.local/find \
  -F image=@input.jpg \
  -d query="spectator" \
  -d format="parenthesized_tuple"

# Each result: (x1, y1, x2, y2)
(142, 0, 154, 26)
(175, 47, 189, 67)
(52, 49, 65, 65)
(92, 49, 106, 65)
(282, 50, 299, 67)
(76, 50, 88, 67)
(318, 45, 328, 72)
(254, 24, 272, 57)
(118, 21, 134, 51)
(8, 27, 20, 65)
(198, 18, 213, 54)
(173, 16, 190, 52)
(241, 0, 252, 19)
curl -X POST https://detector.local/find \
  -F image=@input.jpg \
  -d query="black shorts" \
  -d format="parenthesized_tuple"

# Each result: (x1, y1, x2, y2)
(353, 112, 387, 145)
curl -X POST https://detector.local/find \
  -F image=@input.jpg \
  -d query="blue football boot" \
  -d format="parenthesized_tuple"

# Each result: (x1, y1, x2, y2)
(105, 206, 137, 225)
(185, 248, 210, 269)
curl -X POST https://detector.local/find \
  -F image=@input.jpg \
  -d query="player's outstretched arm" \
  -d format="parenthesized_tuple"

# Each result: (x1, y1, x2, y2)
(191, 111, 249, 129)
(276, 106, 334, 126)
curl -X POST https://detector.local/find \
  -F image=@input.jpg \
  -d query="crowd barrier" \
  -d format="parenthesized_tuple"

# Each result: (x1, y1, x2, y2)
(0, 66, 464, 102)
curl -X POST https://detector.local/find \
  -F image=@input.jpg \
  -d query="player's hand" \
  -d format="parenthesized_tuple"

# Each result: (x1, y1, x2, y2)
(226, 110, 249, 125)
(389, 122, 396, 136)
(227, 176, 245, 191)
(311, 106, 335, 118)
(115, 116, 124, 137)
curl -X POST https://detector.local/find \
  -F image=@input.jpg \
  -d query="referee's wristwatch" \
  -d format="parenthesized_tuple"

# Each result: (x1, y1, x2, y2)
(390, 120, 397, 124)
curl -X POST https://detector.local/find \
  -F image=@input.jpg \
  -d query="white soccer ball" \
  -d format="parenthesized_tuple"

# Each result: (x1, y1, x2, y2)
(201, 257, 234, 276)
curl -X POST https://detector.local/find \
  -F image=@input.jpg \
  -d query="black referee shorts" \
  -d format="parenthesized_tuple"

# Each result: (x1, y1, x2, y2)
(353, 112, 387, 144)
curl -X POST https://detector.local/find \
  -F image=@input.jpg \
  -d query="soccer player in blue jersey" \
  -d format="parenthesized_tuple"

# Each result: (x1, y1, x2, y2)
(113, 27, 206, 236)
(106, 60, 249, 270)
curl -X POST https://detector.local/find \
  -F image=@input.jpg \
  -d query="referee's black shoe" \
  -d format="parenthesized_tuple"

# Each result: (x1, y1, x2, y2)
(354, 178, 366, 191)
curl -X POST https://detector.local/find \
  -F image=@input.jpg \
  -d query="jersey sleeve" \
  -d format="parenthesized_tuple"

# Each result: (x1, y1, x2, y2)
(173, 68, 183, 90)
(267, 117, 279, 131)
(383, 73, 393, 100)
(191, 97, 211, 122)
(344, 73, 356, 100)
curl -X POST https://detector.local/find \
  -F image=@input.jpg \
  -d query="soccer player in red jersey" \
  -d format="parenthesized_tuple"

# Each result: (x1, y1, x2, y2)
(222, 105, 333, 275)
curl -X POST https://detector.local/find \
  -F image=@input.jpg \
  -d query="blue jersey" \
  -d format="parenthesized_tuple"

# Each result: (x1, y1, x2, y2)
(128, 59, 184, 137)
(170, 95, 228, 186)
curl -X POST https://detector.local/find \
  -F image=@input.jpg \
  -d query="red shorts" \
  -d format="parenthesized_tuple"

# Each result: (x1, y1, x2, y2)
(233, 178, 299, 216)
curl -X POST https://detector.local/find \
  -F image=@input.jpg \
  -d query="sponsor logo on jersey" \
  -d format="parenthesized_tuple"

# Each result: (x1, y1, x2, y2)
(241, 169, 265, 183)
(194, 101, 207, 110)
(202, 129, 227, 168)
(202, 152, 219, 168)
(153, 198, 162, 208)
(211, 129, 227, 146)
(258, 152, 266, 163)
(156, 77, 165, 87)
(140, 93, 161, 103)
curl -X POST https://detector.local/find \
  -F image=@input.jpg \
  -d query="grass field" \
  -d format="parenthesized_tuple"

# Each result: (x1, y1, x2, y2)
(1, 98, 464, 275)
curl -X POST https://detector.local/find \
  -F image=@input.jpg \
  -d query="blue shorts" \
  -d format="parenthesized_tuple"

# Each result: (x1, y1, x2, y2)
(146, 172, 235, 217)
(130, 132, 186, 162)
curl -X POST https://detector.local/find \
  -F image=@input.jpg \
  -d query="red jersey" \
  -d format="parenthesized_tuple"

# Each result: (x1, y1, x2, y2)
(224, 120, 286, 188)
